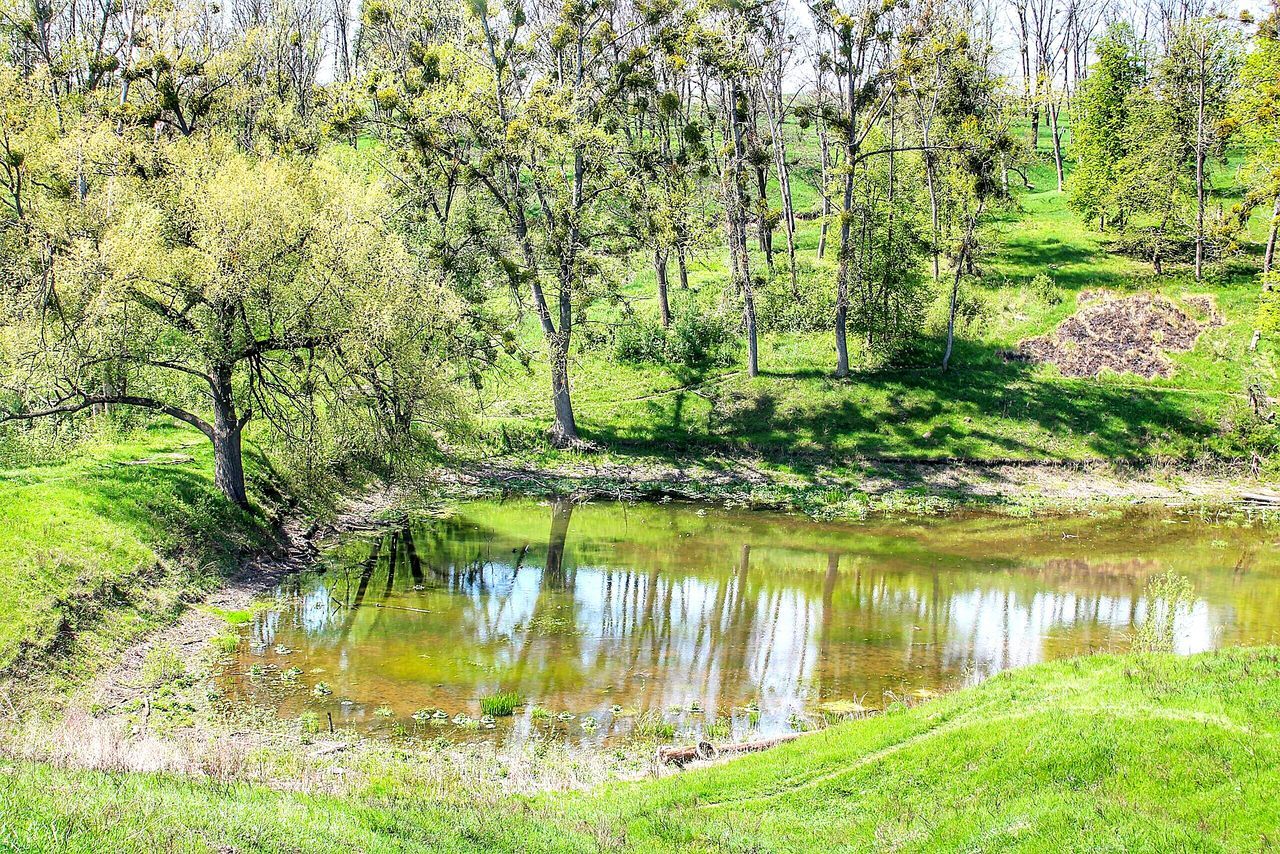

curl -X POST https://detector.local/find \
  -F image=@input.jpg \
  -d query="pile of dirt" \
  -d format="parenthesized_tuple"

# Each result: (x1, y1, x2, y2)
(1017, 291, 1221, 379)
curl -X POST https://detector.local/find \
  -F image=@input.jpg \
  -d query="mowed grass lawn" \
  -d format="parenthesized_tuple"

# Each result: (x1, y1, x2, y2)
(0, 646, 1276, 852)
(0, 426, 268, 675)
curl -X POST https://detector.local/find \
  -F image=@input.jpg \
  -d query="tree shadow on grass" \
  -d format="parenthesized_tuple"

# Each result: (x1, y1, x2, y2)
(75, 445, 275, 572)
(577, 336, 1224, 474)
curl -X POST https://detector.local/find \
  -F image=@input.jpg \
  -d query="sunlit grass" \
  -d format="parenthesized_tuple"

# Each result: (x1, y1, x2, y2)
(1, 647, 1276, 851)
(0, 425, 270, 680)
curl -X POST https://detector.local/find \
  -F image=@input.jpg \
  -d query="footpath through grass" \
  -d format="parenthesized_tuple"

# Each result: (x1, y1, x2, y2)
(0, 426, 271, 680)
(0, 646, 1276, 852)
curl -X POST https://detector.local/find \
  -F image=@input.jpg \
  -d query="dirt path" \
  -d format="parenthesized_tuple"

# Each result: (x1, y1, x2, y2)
(436, 453, 1262, 511)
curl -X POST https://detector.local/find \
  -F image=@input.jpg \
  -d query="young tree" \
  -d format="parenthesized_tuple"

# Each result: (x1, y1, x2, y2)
(1231, 4, 1280, 277)
(1164, 18, 1241, 280)
(936, 31, 1014, 371)
(810, 0, 921, 378)
(1068, 21, 1146, 230)
(694, 5, 765, 376)
(363, 0, 640, 444)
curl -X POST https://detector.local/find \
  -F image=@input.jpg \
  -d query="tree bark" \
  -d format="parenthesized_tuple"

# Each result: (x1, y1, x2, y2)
(924, 153, 940, 283)
(547, 333, 578, 446)
(1264, 194, 1280, 275)
(817, 129, 831, 260)
(1048, 103, 1065, 191)
(834, 164, 855, 378)
(654, 249, 671, 327)
(1194, 52, 1206, 282)
(210, 366, 249, 507)
(676, 248, 690, 290)
(942, 258, 964, 373)
(755, 162, 773, 267)
(724, 82, 758, 378)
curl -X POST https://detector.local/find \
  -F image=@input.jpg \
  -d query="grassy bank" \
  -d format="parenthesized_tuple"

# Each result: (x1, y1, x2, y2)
(470, 157, 1278, 472)
(0, 646, 1276, 851)
(0, 426, 274, 684)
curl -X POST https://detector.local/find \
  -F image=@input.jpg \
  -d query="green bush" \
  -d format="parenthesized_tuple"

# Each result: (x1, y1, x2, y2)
(1029, 272, 1063, 305)
(927, 280, 994, 338)
(614, 306, 739, 369)
(756, 271, 835, 332)
(1258, 274, 1280, 334)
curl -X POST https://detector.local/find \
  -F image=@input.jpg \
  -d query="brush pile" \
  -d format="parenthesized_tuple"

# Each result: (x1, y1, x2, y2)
(1017, 290, 1220, 379)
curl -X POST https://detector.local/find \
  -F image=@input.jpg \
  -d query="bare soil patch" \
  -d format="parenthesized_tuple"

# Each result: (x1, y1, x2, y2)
(1017, 290, 1221, 379)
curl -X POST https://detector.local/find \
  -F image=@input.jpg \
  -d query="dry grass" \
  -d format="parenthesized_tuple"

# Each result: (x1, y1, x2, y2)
(1018, 290, 1222, 379)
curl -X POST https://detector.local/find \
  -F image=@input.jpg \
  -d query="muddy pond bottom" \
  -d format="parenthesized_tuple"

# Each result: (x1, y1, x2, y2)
(222, 499, 1280, 747)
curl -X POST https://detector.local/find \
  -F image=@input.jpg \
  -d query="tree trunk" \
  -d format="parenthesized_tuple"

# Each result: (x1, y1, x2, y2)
(924, 154, 940, 282)
(724, 82, 758, 378)
(755, 164, 773, 267)
(1264, 194, 1280, 275)
(833, 163, 855, 379)
(942, 254, 964, 373)
(771, 122, 799, 297)
(654, 249, 671, 327)
(1048, 105, 1065, 191)
(548, 334, 578, 447)
(817, 130, 831, 260)
(210, 367, 248, 507)
(676, 248, 690, 289)
(1194, 69, 1206, 282)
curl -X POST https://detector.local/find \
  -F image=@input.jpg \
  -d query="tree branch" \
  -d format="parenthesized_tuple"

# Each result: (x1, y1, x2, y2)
(2, 394, 213, 438)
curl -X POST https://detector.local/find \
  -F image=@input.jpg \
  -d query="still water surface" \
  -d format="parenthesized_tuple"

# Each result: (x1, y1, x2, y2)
(226, 499, 1280, 745)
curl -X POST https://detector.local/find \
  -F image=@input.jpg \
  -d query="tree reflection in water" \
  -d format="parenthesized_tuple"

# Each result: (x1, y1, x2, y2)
(231, 500, 1280, 744)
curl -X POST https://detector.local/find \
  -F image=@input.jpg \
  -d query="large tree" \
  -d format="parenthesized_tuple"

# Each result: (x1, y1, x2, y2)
(0, 131, 460, 505)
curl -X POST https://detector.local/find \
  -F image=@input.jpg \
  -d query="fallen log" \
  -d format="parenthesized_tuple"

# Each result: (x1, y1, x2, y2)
(658, 732, 806, 768)
(1240, 491, 1280, 507)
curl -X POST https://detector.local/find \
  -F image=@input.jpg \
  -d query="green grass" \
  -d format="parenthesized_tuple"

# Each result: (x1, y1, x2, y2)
(0, 425, 271, 680)
(471, 147, 1277, 469)
(478, 691, 523, 717)
(1, 646, 1276, 851)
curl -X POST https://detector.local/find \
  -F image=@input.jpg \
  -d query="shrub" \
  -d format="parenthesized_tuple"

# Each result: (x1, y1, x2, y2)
(665, 307, 738, 368)
(927, 280, 994, 338)
(479, 691, 523, 717)
(756, 270, 835, 332)
(1029, 272, 1063, 305)
(613, 316, 668, 363)
(1258, 274, 1280, 335)
(614, 306, 739, 370)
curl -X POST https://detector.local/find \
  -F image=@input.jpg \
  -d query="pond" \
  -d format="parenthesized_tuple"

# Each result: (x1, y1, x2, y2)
(223, 499, 1280, 747)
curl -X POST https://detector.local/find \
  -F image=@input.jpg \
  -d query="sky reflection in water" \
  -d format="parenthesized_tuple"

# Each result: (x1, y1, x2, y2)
(226, 500, 1280, 745)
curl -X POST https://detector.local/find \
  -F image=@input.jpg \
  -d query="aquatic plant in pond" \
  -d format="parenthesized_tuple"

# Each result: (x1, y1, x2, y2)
(480, 692, 523, 717)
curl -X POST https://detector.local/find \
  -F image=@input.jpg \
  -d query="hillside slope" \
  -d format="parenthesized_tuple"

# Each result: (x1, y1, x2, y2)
(1, 646, 1276, 852)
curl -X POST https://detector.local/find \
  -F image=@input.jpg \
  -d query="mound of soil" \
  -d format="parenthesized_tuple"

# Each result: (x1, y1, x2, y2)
(1017, 291, 1220, 379)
